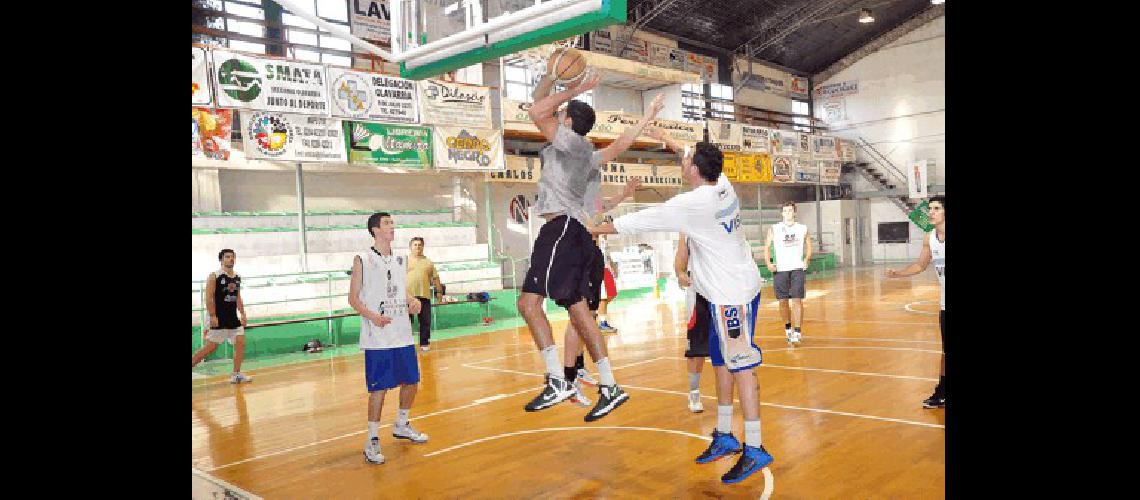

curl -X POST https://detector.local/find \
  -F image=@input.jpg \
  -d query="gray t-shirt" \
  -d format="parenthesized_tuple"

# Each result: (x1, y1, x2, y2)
(534, 124, 603, 224)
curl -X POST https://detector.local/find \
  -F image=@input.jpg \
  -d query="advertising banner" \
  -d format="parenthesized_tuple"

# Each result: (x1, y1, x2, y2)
(241, 111, 346, 162)
(795, 158, 818, 183)
(433, 126, 504, 170)
(418, 79, 492, 129)
(772, 155, 795, 183)
(192, 47, 212, 106)
(344, 121, 431, 168)
(328, 68, 419, 123)
(192, 107, 232, 160)
(350, 0, 391, 43)
(213, 50, 330, 115)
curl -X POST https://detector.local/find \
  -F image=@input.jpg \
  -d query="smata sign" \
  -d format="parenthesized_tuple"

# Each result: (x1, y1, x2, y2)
(213, 50, 330, 115)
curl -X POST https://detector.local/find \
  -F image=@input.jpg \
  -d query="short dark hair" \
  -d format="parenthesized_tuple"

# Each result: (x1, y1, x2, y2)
(929, 195, 945, 210)
(565, 100, 596, 136)
(691, 142, 723, 182)
(782, 201, 796, 211)
(366, 212, 391, 237)
(410, 236, 424, 245)
(218, 249, 235, 261)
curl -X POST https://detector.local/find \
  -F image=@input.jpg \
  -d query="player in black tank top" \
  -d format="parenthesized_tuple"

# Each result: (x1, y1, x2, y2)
(192, 249, 252, 383)
(213, 272, 242, 329)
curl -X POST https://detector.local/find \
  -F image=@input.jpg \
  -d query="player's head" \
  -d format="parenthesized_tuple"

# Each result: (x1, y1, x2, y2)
(781, 202, 796, 223)
(928, 196, 944, 225)
(367, 212, 394, 242)
(218, 249, 236, 268)
(558, 99, 595, 136)
(410, 236, 425, 256)
(684, 142, 722, 184)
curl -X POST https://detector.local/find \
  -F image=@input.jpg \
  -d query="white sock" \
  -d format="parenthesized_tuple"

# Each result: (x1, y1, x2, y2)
(598, 314, 608, 323)
(744, 419, 762, 447)
(368, 421, 379, 439)
(595, 357, 616, 386)
(717, 405, 733, 433)
(541, 345, 562, 379)
(396, 409, 409, 427)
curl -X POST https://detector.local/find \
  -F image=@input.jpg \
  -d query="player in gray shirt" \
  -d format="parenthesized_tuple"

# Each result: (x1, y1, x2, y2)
(519, 67, 664, 422)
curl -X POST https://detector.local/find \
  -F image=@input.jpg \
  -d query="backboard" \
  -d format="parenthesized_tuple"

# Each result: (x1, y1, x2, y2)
(391, 0, 626, 80)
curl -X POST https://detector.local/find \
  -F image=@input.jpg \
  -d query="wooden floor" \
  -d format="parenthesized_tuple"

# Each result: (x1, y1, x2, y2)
(192, 265, 945, 499)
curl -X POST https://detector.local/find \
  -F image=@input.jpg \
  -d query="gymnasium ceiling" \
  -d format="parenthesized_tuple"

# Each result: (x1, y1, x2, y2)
(623, 0, 939, 75)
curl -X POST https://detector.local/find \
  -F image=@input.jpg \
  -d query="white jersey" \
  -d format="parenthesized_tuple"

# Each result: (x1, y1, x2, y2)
(929, 231, 945, 310)
(771, 222, 808, 272)
(355, 249, 415, 350)
(613, 173, 761, 305)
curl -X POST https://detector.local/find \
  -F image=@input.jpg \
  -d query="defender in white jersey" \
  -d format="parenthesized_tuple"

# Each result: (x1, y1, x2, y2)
(886, 196, 946, 409)
(349, 212, 429, 465)
(587, 137, 774, 485)
(764, 202, 813, 345)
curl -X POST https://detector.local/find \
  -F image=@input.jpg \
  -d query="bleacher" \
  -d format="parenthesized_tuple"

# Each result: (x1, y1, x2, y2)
(192, 210, 508, 359)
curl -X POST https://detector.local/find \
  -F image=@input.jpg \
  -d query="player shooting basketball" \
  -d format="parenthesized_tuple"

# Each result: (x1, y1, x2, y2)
(516, 47, 664, 422)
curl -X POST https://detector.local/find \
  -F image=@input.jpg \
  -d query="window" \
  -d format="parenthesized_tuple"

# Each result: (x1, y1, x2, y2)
(709, 83, 735, 121)
(274, 1, 354, 63)
(681, 83, 705, 123)
(792, 100, 811, 133)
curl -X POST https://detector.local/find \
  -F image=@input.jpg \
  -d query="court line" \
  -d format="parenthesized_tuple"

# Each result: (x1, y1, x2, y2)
(421, 426, 775, 500)
(193, 341, 538, 386)
(207, 385, 541, 471)
(462, 364, 943, 429)
(904, 300, 940, 316)
(659, 357, 937, 381)
(755, 336, 940, 344)
(764, 346, 943, 354)
(193, 467, 263, 499)
(206, 357, 663, 472)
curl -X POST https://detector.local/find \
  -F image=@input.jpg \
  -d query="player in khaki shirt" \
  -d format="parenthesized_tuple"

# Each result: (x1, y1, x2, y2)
(406, 237, 443, 352)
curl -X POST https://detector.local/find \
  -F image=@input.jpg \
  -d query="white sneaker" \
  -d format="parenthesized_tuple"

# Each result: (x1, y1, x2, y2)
(688, 390, 704, 413)
(785, 328, 795, 344)
(791, 330, 802, 344)
(230, 372, 253, 384)
(577, 369, 598, 386)
(570, 379, 592, 407)
(392, 423, 429, 443)
(363, 437, 385, 464)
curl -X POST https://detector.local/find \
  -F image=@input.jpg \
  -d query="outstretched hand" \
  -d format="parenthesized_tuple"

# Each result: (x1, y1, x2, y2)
(569, 70, 602, 96)
(645, 125, 666, 141)
(622, 176, 642, 198)
(645, 93, 664, 119)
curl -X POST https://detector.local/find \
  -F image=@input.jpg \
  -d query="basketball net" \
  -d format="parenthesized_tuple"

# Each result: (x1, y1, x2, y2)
(514, 36, 583, 84)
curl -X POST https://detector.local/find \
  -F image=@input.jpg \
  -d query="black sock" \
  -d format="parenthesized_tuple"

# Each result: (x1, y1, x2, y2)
(785, 323, 791, 330)
(938, 375, 946, 394)
(575, 354, 585, 370)
(564, 366, 578, 383)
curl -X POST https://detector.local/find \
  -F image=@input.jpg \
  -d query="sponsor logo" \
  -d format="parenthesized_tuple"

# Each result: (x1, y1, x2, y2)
(217, 58, 262, 102)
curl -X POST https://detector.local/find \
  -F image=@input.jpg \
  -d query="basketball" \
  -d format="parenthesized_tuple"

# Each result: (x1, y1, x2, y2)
(548, 47, 587, 83)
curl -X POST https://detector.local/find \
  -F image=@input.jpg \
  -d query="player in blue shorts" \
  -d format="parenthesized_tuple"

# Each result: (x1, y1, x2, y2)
(349, 212, 429, 465)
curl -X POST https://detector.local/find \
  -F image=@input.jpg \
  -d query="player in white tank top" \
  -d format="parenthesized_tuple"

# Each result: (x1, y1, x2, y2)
(764, 203, 812, 345)
(349, 213, 427, 464)
(885, 197, 946, 409)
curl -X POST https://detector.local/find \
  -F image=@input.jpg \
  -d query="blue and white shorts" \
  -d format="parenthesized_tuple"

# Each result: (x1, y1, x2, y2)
(707, 293, 763, 372)
(364, 345, 420, 392)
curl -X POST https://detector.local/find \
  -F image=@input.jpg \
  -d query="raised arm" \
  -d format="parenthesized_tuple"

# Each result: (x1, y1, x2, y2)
(527, 71, 602, 144)
(596, 93, 665, 164)
(645, 124, 687, 156)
